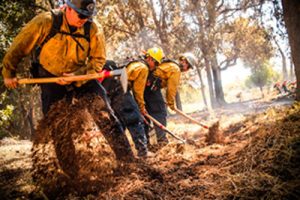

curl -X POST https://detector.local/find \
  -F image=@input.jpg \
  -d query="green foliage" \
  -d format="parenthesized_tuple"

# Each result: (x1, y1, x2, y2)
(0, 1, 39, 138)
(223, 18, 275, 68)
(245, 61, 279, 89)
(0, 0, 36, 65)
(0, 91, 14, 138)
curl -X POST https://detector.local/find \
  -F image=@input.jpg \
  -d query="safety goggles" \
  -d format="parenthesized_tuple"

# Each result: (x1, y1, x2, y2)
(77, 12, 89, 19)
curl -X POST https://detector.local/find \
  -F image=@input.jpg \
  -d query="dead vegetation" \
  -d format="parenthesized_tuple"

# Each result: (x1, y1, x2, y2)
(0, 100, 299, 200)
(31, 95, 117, 198)
(218, 103, 300, 199)
(96, 102, 300, 200)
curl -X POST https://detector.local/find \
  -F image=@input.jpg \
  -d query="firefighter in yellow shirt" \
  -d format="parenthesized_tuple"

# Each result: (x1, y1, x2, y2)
(2, 0, 133, 161)
(144, 52, 197, 147)
(126, 47, 165, 114)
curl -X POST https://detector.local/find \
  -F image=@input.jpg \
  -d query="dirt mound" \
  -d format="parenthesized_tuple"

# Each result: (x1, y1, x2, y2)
(205, 121, 225, 145)
(95, 103, 300, 200)
(218, 103, 300, 199)
(1, 99, 298, 199)
(31, 95, 117, 198)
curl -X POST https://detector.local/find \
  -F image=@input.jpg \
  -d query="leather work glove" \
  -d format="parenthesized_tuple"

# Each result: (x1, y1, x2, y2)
(168, 103, 176, 111)
(140, 106, 148, 115)
(4, 77, 18, 89)
(74, 68, 97, 87)
(56, 72, 74, 85)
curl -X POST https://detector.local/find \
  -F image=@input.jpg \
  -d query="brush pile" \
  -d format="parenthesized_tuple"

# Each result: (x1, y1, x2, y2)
(218, 103, 300, 199)
(31, 95, 117, 198)
(28, 98, 299, 199)
(97, 103, 300, 199)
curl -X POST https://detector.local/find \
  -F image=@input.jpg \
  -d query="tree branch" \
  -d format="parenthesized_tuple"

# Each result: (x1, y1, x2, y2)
(220, 58, 237, 71)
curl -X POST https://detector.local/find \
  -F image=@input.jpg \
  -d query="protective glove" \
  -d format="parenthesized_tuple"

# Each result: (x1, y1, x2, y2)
(168, 103, 176, 111)
(74, 68, 97, 87)
(4, 77, 18, 89)
(140, 106, 148, 115)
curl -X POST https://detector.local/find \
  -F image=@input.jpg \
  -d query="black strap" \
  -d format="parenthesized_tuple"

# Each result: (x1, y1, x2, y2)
(34, 10, 63, 58)
(147, 70, 162, 91)
(123, 59, 149, 68)
(83, 21, 91, 43)
(35, 10, 91, 59)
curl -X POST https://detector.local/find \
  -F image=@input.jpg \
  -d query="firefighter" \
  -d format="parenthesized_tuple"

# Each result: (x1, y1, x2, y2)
(282, 80, 291, 94)
(2, 0, 134, 161)
(273, 82, 283, 95)
(144, 52, 197, 147)
(101, 60, 152, 158)
(126, 47, 165, 115)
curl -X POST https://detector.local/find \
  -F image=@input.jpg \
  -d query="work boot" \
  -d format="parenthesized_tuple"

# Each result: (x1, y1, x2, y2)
(157, 137, 169, 148)
(138, 150, 155, 159)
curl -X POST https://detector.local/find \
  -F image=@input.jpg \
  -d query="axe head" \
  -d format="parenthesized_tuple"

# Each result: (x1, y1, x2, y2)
(110, 68, 128, 93)
(119, 67, 128, 93)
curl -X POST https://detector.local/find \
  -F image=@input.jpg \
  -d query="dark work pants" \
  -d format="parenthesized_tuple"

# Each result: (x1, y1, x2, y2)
(102, 78, 148, 157)
(38, 67, 133, 161)
(111, 92, 148, 156)
(144, 87, 168, 144)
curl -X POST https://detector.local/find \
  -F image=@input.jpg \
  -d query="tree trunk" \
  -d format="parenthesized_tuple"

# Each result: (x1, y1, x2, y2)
(175, 92, 182, 110)
(290, 58, 294, 80)
(259, 86, 264, 98)
(211, 57, 226, 106)
(282, 0, 300, 100)
(274, 38, 288, 79)
(205, 58, 217, 108)
(27, 98, 35, 139)
(196, 66, 208, 108)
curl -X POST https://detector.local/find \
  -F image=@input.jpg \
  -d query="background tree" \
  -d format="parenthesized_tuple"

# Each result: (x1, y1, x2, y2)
(99, 0, 274, 109)
(0, 0, 46, 139)
(273, 36, 288, 80)
(184, 0, 274, 108)
(281, 0, 300, 100)
(245, 61, 279, 98)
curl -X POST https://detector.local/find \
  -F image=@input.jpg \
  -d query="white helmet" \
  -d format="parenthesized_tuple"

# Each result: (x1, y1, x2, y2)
(179, 52, 198, 69)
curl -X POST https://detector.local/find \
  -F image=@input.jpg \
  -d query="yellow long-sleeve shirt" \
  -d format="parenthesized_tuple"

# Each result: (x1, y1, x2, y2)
(126, 61, 149, 111)
(2, 10, 106, 78)
(154, 61, 181, 109)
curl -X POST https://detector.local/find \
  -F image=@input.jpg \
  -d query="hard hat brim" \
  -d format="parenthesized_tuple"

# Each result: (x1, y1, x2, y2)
(66, 0, 97, 17)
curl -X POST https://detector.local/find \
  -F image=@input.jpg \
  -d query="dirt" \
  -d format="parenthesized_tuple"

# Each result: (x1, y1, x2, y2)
(0, 97, 299, 200)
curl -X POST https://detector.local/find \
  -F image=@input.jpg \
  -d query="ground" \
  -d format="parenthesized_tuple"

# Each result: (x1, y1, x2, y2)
(0, 96, 299, 200)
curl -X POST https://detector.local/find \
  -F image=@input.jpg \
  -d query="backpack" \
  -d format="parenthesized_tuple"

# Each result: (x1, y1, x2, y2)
(119, 57, 148, 69)
(31, 9, 91, 77)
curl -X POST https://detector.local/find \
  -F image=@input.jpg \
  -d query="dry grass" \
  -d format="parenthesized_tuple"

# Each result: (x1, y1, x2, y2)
(97, 102, 300, 200)
(216, 103, 300, 199)
(0, 98, 299, 199)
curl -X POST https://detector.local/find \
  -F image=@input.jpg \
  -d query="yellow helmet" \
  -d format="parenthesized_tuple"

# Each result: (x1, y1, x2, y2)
(146, 47, 164, 64)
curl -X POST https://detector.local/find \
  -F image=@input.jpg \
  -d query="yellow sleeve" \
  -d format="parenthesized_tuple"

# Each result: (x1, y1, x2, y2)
(87, 21, 106, 73)
(128, 65, 149, 111)
(2, 12, 52, 78)
(166, 69, 181, 110)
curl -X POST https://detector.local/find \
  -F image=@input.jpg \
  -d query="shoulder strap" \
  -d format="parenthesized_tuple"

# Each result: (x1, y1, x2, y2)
(34, 10, 63, 60)
(83, 21, 91, 55)
(83, 21, 91, 42)
(34, 10, 92, 61)
(39, 10, 63, 49)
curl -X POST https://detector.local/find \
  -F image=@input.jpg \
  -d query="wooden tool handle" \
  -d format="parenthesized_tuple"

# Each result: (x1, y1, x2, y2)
(17, 72, 112, 84)
(144, 113, 185, 143)
(174, 108, 209, 129)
